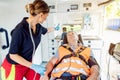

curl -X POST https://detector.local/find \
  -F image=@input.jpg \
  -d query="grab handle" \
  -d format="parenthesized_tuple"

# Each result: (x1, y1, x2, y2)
(0, 28, 9, 49)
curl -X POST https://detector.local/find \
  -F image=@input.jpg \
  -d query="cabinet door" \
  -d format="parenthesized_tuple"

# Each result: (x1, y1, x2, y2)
(83, 40, 103, 49)
(41, 13, 58, 62)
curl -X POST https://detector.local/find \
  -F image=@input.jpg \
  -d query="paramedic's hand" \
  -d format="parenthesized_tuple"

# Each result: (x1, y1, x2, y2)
(54, 24, 60, 31)
(30, 64, 46, 75)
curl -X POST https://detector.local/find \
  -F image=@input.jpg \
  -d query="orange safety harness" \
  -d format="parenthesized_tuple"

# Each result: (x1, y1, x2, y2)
(58, 45, 88, 65)
(49, 45, 91, 79)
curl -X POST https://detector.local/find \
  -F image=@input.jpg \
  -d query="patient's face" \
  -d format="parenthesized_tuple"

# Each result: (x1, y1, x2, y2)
(67, 31, 78, 44)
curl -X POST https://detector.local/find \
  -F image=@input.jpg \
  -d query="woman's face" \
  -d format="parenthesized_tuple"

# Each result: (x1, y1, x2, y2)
(67, 31, 78, 44)
(37, 13, 48, 24)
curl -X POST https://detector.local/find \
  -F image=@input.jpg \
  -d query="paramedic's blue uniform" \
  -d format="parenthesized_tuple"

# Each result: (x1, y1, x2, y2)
(6, 17, 47, 64)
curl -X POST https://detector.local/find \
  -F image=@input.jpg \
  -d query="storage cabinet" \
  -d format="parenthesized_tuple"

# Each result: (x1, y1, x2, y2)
(48, 39, 60, 58)
(41, 13, 60, 62)
(41, 38, 60, 62)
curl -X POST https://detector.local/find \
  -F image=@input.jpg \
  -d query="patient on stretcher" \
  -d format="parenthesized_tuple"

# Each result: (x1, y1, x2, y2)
(41, 31, 100, 80)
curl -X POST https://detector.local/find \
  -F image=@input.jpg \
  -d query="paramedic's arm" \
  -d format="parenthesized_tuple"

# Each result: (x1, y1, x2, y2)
(10, 54, 46, 75)
(47, 27, 54, 33)
(47, 24, 60, 33)
(87, 56, 100, 80)
(10, 54, 32, 67)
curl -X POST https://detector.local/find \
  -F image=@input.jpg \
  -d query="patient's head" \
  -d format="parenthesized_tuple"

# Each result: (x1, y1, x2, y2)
(66, 31, 78, 45)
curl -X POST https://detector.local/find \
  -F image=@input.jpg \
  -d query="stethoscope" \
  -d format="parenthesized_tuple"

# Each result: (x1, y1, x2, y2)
(27, 0, 37, 80)
(28, 21, 37, 80)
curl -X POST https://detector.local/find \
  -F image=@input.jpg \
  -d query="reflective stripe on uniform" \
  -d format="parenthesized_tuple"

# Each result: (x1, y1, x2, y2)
(52, 58, 89, 75)
(52, 67, 88, 76)
(63, 59, 83, 65)
(1, 65, 15, 80)
(62, 58, 90, 68)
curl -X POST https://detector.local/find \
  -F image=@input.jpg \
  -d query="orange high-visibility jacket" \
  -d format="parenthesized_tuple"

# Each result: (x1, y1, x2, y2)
(51, 45, 91, 78)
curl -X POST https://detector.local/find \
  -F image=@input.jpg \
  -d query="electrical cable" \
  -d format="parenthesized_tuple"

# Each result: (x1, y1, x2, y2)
(107, 46, 115, 80)
(107, 54, 111, 80)
(28, 23, 37, 80)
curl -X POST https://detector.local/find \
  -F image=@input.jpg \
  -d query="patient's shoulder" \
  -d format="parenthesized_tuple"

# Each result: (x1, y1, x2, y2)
(60, 44, 69, 47)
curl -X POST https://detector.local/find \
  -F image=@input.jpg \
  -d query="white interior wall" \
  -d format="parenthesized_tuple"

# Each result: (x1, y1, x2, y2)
(0, 0, 42, 64)
(0, 0, 27, 61)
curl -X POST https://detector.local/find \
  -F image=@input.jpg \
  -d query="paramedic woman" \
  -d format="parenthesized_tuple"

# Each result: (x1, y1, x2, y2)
(1, 0, 59, 80)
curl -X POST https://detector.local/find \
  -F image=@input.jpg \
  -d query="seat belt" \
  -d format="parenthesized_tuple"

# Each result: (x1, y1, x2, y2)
(62, 45, 88, 65)
(54, 45, 88, 67)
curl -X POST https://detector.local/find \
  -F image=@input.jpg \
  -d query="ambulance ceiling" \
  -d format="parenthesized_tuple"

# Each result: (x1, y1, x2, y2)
(59, 0, 108, 2)
(0, 0, 112, 3)
(0, 0, 114, 6)
(44, 0, 114, 6)
(45, 0, 111, 3)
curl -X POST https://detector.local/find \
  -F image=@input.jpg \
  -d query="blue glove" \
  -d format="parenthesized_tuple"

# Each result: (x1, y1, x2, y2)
(30, 64, 46, 75)
(54, 24, 60, 31)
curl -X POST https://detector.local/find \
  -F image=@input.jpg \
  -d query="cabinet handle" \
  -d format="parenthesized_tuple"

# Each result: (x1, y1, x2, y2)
(52, 52, 55, 55)
(51, 39, 54, 45)
(88, 45, 91, 47)
(52, 47, 54, 50)
(88, 40, 91, 43)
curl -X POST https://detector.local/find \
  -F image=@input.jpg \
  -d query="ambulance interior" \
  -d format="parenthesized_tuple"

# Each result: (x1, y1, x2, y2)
(0, 0, 120, 80)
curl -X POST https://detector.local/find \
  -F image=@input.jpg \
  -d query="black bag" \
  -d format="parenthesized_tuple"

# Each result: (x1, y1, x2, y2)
(113, 43, 120, 61)
(109, 43, 120, 61)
